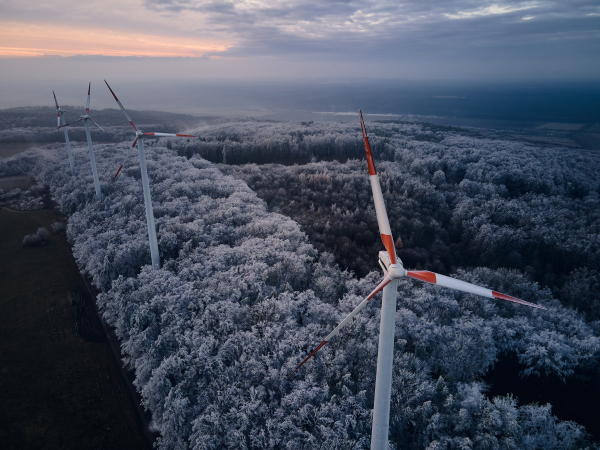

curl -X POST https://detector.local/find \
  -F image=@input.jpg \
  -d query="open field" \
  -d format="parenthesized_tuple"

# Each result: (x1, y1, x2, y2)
(0, 175, 36, 192)
(0, 207, 147, 450)
(0, 143, 45, 158)
(536, 122, 586, 131)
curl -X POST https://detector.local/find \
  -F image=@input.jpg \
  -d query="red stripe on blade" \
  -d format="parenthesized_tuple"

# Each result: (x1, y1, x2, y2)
(366, 276, 392, 301)
(105, 80, 119, 101)
(359, 110, 377, 176)
(381, 234, 397, 264)
(288, 340, 328, 378)
(407, 271, 437, 284)
(113, 165, 123, 182)
(176, 134, 195, 137)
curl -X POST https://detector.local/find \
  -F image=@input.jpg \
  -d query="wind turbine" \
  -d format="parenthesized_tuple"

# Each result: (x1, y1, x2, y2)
(59, 83, 112, 199)
(289, 110, 547, 450)
(104, 80, 195, 269)
(53, 91, 74, 171)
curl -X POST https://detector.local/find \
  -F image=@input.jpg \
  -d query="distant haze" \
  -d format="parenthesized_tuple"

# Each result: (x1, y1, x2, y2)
(2, 78, 600, 127)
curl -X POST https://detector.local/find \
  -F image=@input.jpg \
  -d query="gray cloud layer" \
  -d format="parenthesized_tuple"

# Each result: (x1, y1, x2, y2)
(1, 0, 599, 79)
(142, 0, 600, 56)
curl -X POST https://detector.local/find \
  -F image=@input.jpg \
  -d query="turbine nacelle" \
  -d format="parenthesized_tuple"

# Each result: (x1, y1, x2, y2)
(379, 251, 406, 279)
(80, 114, 90, 120)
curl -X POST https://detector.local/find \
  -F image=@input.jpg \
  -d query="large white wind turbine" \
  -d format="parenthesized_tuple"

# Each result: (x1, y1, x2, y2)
(59, 83, 112, 199)
(289, 110, 547, 450)
(53, 91, 74, 171)
(104, 80, 195, 269)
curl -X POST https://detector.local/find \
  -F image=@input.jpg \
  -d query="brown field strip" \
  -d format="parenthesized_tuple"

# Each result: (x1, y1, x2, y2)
(0, 208, 147, 450)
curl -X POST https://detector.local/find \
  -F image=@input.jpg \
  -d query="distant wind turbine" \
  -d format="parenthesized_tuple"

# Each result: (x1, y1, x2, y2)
(289, 110, 546, 450)
(104, 80, 195, 269)
(53, 91, 74, 171)
(59, 83, 112, 199)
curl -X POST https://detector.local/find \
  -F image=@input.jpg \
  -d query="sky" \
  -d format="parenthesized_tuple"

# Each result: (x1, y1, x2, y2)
(1, 0, 599, 81)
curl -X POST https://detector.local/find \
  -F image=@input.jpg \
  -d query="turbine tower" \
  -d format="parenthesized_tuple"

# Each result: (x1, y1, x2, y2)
(104, 80, 195, 269)
(53, 91, 74, 171)
(59, 83, 111, 199)
(289, 110, 547, 450)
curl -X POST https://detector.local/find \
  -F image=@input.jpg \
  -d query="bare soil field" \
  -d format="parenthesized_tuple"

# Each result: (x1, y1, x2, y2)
(0, 207, 148, 450)
(520, 135, 581, 147)
(536, 122, 586, 131)
(0, 176, 36, 191)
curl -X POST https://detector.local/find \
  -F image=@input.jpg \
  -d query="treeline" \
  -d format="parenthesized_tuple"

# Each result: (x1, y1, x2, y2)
(208, 122, 600, 322)
(173, 120, 376, 164)
(1, 142, 598, 448)
(0, 106, 204, 129)
(173, 120, 480, 165)
(0, 106, 208, 144)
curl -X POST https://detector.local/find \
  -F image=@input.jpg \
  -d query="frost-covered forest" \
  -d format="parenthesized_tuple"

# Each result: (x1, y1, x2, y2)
(1, 116, 600, 449)
(0, 106, 211, 144)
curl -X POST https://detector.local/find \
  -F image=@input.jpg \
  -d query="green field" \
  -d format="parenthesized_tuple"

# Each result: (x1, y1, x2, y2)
(0, 207, 147, 450)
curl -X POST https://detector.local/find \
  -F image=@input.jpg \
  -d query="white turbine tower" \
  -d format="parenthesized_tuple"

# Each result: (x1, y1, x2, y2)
(53, 91, 74, 171)
(104, 80, 195, 269)
(289, 110, 547, 450)
(59, 83, 112, 199)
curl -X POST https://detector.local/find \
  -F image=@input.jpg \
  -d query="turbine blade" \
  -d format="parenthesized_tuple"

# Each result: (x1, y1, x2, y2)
(104, 80, 138, 131)
(114, 142, 138, 181)
(113, 165, 124, 182)
(406, 270, 547, 310)
(86, 82, 91, 115)
(288, 275, 392, 378)
(359, 110, 398, 265)
(58, 118, 84, 129)
(142, 132, 196, 137)
(89, 118, 113, 138)
(53, 91, 60, 127)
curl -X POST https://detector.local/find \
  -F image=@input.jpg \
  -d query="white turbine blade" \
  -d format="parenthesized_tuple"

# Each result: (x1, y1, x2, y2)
(359, 110, 398, 265)
(131, 136, 139, 148)
(104, 80, 138, 131)
(406, 270, 547, 310)
(288, 275, 392, 378)
(142, 132, 196, 137)
(86, 82, 91, 115)
(89, 118, 113, 138)
(58, 118, 84, 129)
(53, 91, 61, 127)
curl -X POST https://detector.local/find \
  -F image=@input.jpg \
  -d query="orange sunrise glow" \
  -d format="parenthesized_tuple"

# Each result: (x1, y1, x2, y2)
(0, 22, 231, 58)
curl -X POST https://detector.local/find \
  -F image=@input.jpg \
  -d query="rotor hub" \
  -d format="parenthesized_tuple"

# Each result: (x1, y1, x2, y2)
(387, 263, 406, 279)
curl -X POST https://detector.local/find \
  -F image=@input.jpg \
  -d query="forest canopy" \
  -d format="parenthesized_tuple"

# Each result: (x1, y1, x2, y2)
(1, 116, 599, 449)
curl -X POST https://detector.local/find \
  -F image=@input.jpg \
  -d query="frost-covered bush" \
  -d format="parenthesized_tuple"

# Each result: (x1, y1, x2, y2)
(4, 132, 598, 449)
(22, 227, 49, 246)
(51, 221, 66, 234)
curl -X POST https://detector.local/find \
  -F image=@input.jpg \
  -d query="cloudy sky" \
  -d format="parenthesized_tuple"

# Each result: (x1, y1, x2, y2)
(1, 0, 599, 80)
